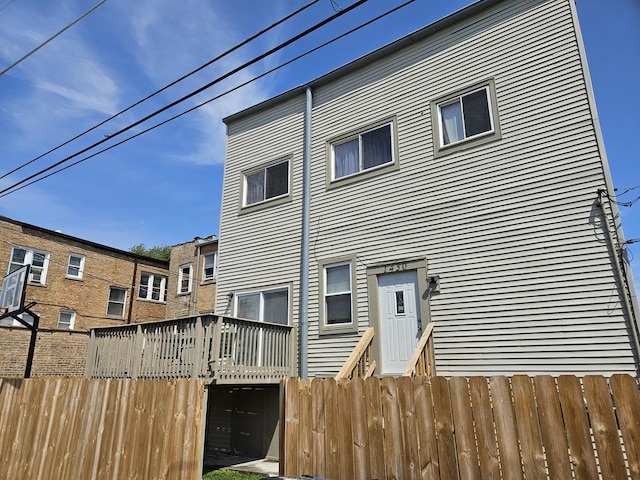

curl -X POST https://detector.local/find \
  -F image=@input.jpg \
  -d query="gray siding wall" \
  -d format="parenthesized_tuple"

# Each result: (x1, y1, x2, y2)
(218, 0, 637, 377)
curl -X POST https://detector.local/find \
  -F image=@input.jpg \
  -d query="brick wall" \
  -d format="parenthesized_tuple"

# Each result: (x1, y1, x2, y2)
(0, 216, 170, 330)
(0, 325, 89, 377)
(166, 237, 217, 319)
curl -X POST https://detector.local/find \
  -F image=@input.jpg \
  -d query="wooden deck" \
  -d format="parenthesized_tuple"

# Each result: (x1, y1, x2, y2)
(85, 314, 297, 384)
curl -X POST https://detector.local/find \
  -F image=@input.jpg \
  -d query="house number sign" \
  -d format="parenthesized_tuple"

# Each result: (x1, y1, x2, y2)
(384, 262, 408, 273)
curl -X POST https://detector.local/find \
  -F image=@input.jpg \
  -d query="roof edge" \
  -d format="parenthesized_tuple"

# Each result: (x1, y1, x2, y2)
(223, 0, 503, 125)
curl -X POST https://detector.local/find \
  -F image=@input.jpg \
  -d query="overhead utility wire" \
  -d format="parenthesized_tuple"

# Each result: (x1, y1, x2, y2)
(0, 0, 369, 197)
(0, 0, 107, 77)
(0, 0, 415, 198)
(0, 0, 18, 14)
(0, 0, 320, 182)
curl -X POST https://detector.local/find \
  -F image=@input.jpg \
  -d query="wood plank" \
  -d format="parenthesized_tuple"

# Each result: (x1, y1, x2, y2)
(337, 379, 355, 480)
(350, 377, 372, 480)
(397, 376, 421, 480)
(533, 376, 572, 479)
(610, 374, 640, 480)
(490, 376, 523, 480)
(283, 377, 300, 477)
(449, 376, 480, 480)
(412, 376, 440, 480)
(583, 375, 627, 479)
(381, 376, 403, 480)
(511, 375, 546, 480)
(311, 378, 327, 479)
(557, 375, 598, 480)
(431, 376, 457, 480)
(364, 377, 386, 480)
(298, 378, 314, 476)
(324, 378, 340, 480)
(469, 376, 500, 480)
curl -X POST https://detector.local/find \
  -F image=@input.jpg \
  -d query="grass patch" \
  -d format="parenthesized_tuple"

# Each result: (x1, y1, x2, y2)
(202, 469, 264, 480)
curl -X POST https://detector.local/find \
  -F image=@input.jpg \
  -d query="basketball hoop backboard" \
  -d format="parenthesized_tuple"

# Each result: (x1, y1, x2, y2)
(0, 264, 30, 316)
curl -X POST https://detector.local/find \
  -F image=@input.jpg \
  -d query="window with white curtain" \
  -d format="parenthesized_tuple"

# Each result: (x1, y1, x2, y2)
(331, 122, 394, 180)
(244, 158, 289, 206)
(433, 80, 500, 155)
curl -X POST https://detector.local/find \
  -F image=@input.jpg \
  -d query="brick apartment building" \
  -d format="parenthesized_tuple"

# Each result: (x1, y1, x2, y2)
(166, 235, 218, 319)
(0, 215, 170, 376)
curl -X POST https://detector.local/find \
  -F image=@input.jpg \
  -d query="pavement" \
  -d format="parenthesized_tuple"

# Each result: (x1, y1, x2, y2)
(222, 458, 279, 477)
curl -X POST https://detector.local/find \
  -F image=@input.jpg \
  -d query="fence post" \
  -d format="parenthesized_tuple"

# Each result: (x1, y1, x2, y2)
(84, 329, 96, 378)
(193, 316, 204, 378)
(131, 324, 143, 379)
(289, 326, 298, 378)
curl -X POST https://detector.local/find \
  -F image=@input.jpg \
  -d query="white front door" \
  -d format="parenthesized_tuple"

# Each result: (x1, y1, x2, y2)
(378, 271, 421, 375)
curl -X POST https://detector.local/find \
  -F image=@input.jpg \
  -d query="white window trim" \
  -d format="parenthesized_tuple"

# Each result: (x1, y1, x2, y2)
(57, 310, 75, 329)
(202, 253, 217, 283)
(66, 253, 85, 280)
(107, 287, 127, 318)
(233, 286, 290, 325)
(319, 256, 358, 334)
(178, 263, 193, 294)
(431, 79, 501, 157)
(138, 272, 168, 302)
(9, 245, 50, 285)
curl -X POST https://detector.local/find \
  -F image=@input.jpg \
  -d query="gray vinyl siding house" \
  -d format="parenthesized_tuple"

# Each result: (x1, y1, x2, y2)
(216, 0, 639, 377)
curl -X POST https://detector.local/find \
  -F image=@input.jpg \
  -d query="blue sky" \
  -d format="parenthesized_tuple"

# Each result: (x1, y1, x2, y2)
(0, 0, 638, 288)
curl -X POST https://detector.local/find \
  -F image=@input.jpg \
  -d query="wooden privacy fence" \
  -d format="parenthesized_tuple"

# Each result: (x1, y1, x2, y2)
(280, 375, 640, 480)
(0, 377, 205, 480)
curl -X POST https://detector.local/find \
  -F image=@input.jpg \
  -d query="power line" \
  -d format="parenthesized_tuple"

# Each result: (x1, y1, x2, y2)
(0, 0, 415, 199)
(0, 0, 370, 197)
(0, 0, 320, 182)
(0, 0, 107, 77)
(0, 0, 18, 14)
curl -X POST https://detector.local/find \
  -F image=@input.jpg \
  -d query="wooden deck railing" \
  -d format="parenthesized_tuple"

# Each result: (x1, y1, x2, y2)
(85, 315, 296, 384)
(335, 327, 376, 380)
(403, 322, 435, 376)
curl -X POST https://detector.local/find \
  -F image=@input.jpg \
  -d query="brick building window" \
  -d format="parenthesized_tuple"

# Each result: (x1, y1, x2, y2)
(107, 287, 126, 317)
(138, 273, 167, 302)
(202, 253, 217, 282)
(178, 263, 192, 294)
(58, 310, 75, 329)
(66, 254, 85, 279)
(9, 246, 50, 285)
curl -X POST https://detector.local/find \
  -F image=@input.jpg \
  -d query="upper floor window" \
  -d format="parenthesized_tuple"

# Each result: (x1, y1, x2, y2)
(432, 80, 500, 155)
(9, 246, 50, 285)
(244, 158, 289, 207)
(66, 254, 85, 279)
(202, 253, 217, 282)
(107, 287, 126, 318)
(138, 272, 167, 302)
(331, 122, 394, 181)
(234, 287, 289, 325)
(58, 310, 75, 329)
(178, 263, 192, 294)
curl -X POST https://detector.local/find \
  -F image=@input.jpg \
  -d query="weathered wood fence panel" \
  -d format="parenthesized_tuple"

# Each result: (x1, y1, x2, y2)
(0, 377, 205, 480)
(281, 375, 640, 479)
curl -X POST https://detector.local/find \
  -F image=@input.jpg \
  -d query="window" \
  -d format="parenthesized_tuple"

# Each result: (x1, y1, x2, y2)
(432, 80, 500, 155)
(107, 287, 126, 317)
(324, 262, 353, 325)
(138, 273, 167, 302)
(178, 264, 192, 294)
(244, 159, 289, 206)
(202, 253, 217, 282)
(66, 254, 85, 279)
(9, 246, 50, 285)
(331, 122, 394, 181)
(235, 288, 289, 325)
(58, 310, 75, 329)
(0, 312, 36, 327)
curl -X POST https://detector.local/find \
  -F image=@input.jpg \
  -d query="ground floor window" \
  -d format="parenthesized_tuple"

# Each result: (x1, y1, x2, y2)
(234, 287, 289, 325)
